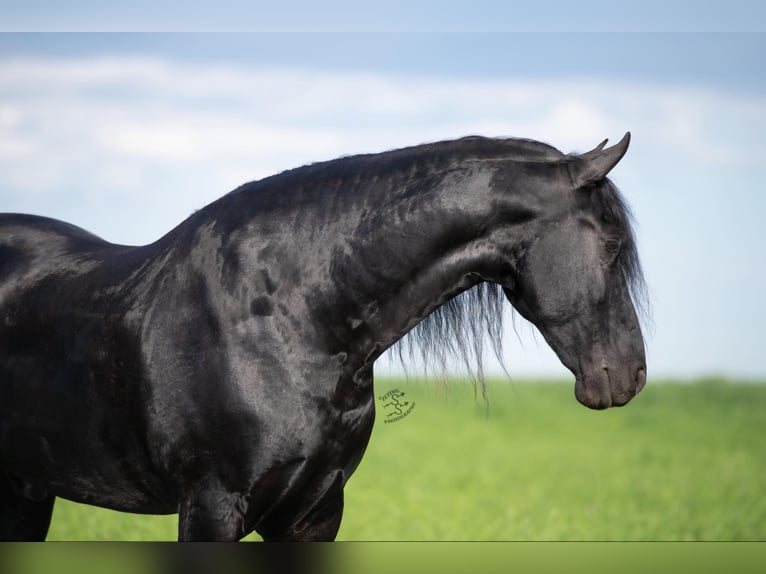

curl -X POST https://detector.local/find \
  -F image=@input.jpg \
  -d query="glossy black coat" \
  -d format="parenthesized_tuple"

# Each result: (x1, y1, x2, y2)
(0, 134, 646, 540)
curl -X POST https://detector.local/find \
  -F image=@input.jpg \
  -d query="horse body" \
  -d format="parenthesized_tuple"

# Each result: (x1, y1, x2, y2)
(0, 135, 646, 540)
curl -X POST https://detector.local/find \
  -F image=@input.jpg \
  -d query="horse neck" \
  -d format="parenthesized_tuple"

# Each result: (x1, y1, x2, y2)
(306, 161, 524, 363)
(182, 149, 550, 372)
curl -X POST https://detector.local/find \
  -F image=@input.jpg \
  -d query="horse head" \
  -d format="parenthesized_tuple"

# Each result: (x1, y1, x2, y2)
(498, 133, 647, 409)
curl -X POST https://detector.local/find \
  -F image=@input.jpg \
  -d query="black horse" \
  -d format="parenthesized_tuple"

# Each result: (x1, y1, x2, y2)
(0, 133, 646, 541)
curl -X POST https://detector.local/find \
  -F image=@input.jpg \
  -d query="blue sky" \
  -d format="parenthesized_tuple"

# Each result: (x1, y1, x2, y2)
(1, 33, 764, 91)
(1, 1, 764, 32)
(1, 27, 764, 380)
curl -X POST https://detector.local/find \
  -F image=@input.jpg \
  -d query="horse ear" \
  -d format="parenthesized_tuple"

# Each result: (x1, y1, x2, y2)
(569, 132, 631, 189)
(583, 138, 609, 158)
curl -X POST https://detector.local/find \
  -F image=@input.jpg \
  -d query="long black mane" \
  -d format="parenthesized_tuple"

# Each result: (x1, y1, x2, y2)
(228, 136, 564, 196)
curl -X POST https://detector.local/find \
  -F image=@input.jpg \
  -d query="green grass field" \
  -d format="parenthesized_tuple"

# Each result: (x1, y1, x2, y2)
(45, 378, 766, 541)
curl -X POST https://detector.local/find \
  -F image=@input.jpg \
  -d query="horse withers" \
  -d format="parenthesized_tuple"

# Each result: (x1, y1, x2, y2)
(0, 133, 646, 540)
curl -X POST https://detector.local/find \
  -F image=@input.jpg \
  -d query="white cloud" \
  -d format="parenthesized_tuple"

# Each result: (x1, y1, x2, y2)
(2, 58, 762, 179)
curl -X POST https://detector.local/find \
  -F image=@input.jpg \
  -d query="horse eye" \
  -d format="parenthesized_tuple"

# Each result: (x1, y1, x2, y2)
(605, 239, 621, 254)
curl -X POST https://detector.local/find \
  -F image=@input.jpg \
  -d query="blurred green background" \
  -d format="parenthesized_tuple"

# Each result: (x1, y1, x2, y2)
(46, 378, 766, 541)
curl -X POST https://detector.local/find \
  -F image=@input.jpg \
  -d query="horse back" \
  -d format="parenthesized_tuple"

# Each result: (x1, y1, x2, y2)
(1, 212, 112, 276)
(0, 214, 175, 511)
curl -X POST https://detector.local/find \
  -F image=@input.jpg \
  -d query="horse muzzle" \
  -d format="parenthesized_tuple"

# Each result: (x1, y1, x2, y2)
(574, 360, 647, 410)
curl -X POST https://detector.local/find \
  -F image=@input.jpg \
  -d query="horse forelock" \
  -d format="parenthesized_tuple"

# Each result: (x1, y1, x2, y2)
(596, 179, 650, 326)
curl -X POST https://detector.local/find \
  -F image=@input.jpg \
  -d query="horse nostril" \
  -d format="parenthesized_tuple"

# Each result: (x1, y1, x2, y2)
(635, 367, 647, 394)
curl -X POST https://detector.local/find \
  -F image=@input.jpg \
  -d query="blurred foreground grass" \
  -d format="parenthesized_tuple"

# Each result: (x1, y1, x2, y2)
(46, 378, 766, 541)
